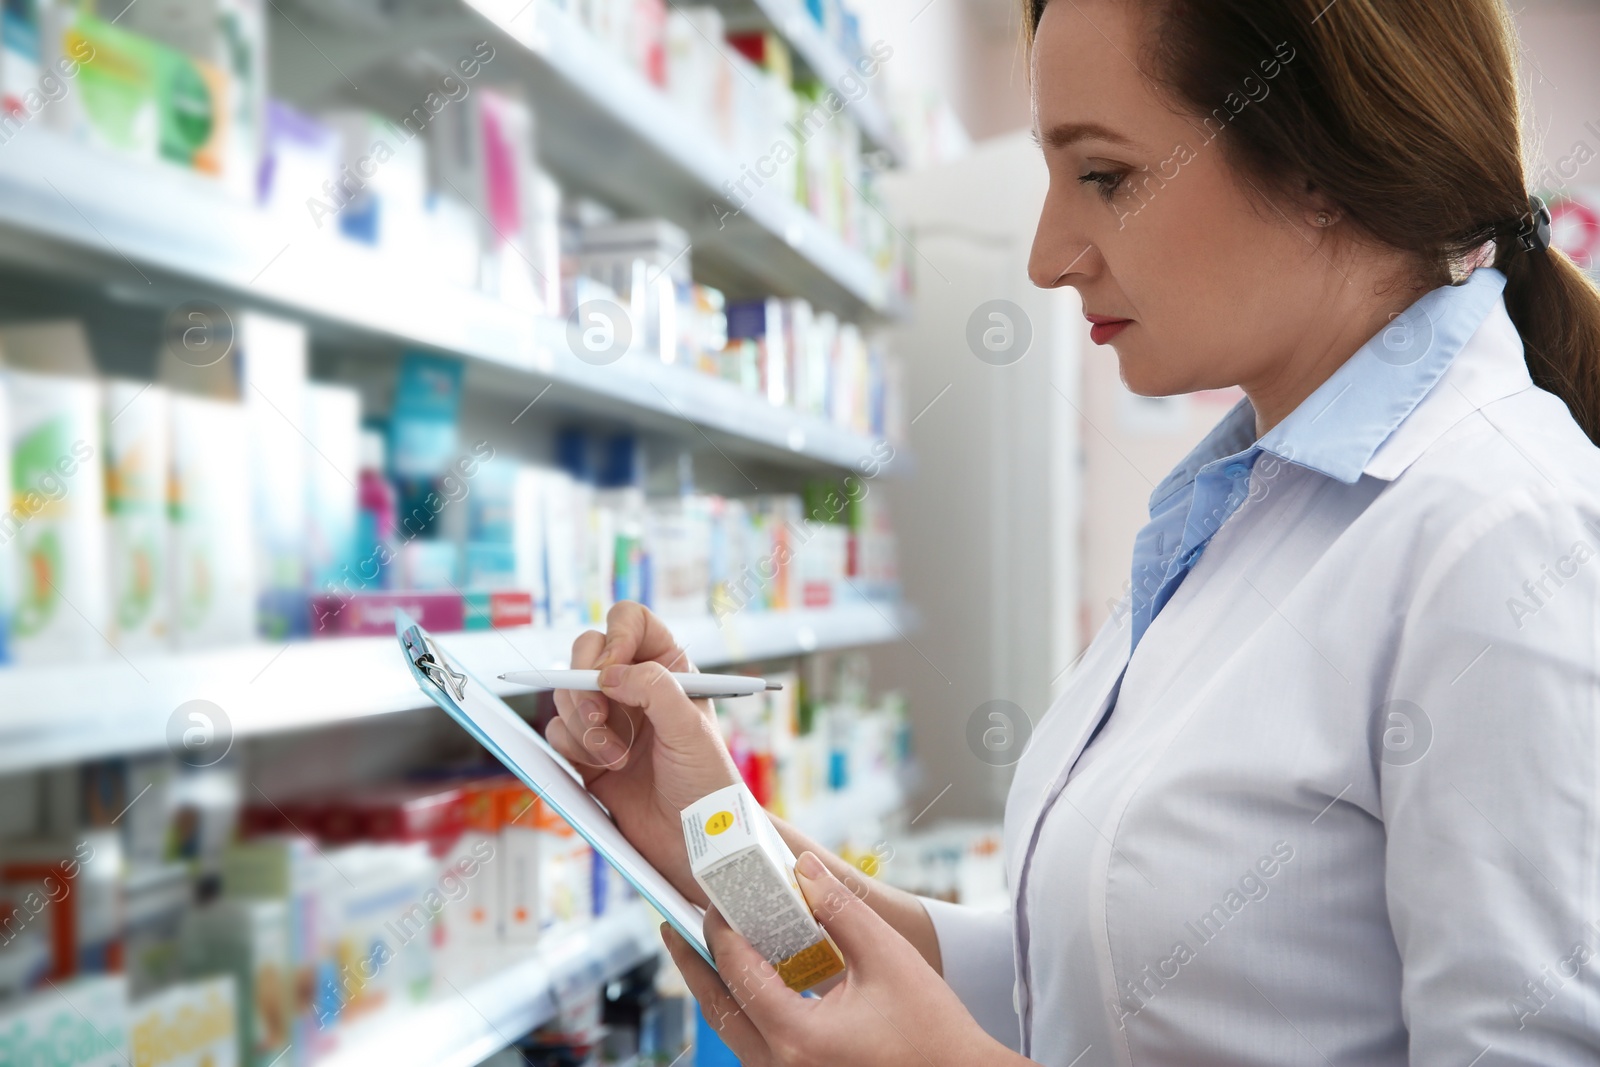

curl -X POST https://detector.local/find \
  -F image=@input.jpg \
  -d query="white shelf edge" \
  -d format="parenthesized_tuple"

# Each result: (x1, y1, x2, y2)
(0, 132, 898, 474)
(0, 601, 912, 773)
(316, 903, 662, 1067)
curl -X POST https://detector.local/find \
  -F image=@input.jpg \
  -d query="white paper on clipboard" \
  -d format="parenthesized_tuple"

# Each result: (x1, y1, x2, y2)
(394, 612, 711, 964)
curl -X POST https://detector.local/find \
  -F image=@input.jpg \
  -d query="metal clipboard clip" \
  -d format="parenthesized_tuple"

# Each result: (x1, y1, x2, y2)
(402, 623, 467, 701)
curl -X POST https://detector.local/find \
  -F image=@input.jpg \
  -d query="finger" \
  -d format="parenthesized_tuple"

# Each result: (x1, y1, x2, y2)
(794, 851, 904, 967)
(598, 661, 724, 752)
(596, 601, 687, 672)
(542, 718, 606, 787)
(551, 630, 630, 768)
(551, 685, 631, 769)
(704, 907, 808, 1032)
(662, 923, 771, 1065)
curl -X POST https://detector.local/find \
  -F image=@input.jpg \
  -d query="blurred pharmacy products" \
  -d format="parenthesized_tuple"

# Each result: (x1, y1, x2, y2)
(0, 315, 900, 663)
(0, 0, 951, 1062)
(0, 647, 912, 1067)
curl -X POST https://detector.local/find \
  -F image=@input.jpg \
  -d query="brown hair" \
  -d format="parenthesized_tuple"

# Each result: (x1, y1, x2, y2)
(1024, 0, 1600, 444)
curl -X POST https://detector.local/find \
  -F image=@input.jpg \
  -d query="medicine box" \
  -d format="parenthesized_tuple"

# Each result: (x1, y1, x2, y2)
(681, 784, 843, 992)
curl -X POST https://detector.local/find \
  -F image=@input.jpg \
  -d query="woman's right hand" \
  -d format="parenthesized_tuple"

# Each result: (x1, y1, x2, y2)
(542, 601, 742, 906)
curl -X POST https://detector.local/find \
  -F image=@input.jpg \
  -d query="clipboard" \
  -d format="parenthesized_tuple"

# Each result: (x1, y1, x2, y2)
(394, 611, 712, 964)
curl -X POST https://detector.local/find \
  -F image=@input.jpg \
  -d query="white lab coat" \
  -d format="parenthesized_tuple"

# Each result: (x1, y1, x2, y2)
(924, 295, 1600, 1065)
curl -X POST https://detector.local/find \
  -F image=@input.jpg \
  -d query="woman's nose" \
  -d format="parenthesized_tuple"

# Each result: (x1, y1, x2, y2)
(1028, 183, 1095, 290)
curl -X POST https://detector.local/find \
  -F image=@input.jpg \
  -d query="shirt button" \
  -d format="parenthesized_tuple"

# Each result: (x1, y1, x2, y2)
(1225, 462, 1249, 478)
(1013, 981, 1021, 1014)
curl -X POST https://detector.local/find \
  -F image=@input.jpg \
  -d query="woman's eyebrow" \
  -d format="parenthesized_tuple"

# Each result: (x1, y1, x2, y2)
(1036, 121, 1137, 149)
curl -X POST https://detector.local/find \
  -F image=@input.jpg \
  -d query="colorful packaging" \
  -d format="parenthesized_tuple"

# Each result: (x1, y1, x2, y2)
(104, 379, 169, 652)
(321, 109, 430, 263)
(322, 843, 435, 1025)
(438, 780, 503, 947)
(0, 973, 129, 1067)
(0, 321, 108, 665)
(539, 468, 580, 628)
(179, 898, 291, 1067)
(681, 784, 842, 992)
(258, 100, 342, 239)
(309, 590, 463, 636)
(462, 590, 533, 630)
(167, 392, 254, 649)
(0, 831, 122, 981)
(129, 974, 239, 1067)
(431, 87, 546, 311)
(388, 352, 463, 543)
(499, 789, 591, 944)
(221, 837, 335, 1060)
(58, 12, 231, 173)
(304, 383, 360, 593)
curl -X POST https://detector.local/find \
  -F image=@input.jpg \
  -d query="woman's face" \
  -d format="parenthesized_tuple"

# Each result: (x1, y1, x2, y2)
(1027, 0, 1349, 398)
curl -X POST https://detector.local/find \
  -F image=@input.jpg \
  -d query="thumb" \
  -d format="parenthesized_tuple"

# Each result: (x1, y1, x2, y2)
(597, 661, 708, 747)
(793, 851, 896, 965)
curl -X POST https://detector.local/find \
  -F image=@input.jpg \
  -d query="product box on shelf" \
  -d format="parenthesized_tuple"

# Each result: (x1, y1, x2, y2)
(322, 843, 436, 1027)
(0, 972, 129, 1067)
(129, 973, 239, 1067)
(258, 100, 343, 239)
(463, 590, 534, 630)
(0, 321, 108, 665)
(56, 12, 234, 176)
(0, 830, 123, 981)
(116, 0, 266, 199)
(165, 389, 256, 650)
(179, 897, 292, 1067)
(304, 383, 361, 594)
(122, 861, 189, 1000)
(104, 379, 170, 652)
(239, 312, 310, 640)
(438, 778, 505, 947)
(499, 788, 592, 944)
(322, 109, 431, 263)
(221, 836, 335, 1061)
(310, 589, 464, 636)
(431, 86, 558, 313)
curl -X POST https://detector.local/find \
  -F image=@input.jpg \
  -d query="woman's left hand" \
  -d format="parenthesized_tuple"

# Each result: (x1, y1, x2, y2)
(662, 850, 1024, 1067)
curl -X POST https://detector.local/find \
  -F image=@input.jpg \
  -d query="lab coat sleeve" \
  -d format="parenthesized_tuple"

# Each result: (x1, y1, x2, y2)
(920, 896, 1022, 1051)
(1381, 485, 1600, 1065)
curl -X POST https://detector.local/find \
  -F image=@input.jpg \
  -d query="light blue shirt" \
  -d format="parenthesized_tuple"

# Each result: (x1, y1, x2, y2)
(1125, 266, 1511, 655)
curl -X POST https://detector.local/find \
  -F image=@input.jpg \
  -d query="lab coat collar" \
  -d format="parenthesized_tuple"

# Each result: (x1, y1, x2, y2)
(1362, 284, 1532, 481)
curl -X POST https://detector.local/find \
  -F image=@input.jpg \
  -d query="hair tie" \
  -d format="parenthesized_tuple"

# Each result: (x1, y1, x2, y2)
(1518, 194, 1552, 254)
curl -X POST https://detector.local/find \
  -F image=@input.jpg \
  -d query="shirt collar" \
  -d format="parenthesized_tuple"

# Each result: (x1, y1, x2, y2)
(1149, 267, 1513, 512)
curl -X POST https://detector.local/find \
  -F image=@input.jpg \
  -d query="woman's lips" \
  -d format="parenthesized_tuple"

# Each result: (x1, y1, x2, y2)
(1086, 317, 1132, 345)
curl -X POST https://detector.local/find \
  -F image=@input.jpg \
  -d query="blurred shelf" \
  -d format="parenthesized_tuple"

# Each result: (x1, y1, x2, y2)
(0, 601, 913, 773)
(318, 902, 662, 1067)
(783, 764, 910, 847)
(726, 0, 904, 163)
(267, 0, 903, 320)
(0, 131, 899, 474)
(463, 0, 899, 316)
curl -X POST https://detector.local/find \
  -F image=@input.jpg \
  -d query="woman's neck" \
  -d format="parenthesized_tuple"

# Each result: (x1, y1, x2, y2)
(1243, 256, 1440, 437)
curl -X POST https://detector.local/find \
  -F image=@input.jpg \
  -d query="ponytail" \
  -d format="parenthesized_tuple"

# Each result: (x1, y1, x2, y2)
(1497, 241, 1600, 444)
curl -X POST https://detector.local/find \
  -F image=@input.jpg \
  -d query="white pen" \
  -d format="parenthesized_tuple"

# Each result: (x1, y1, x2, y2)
(498, 668, 782, 698)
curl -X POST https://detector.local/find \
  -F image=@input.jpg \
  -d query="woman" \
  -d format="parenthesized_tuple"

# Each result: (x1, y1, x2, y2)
(544, 0, 1600, 1062)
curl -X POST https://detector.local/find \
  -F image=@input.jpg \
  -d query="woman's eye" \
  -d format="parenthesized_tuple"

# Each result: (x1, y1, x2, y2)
(1078, 170, 1125, 199)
